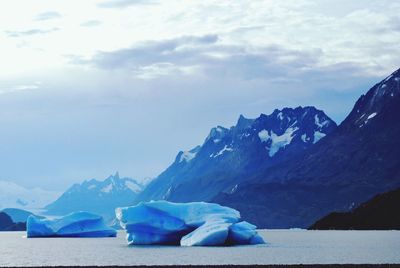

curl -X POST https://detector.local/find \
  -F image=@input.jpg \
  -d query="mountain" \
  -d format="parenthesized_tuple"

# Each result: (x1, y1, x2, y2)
(0, 212, 25, 231)
(309, 188, 400, 230)
(0, 180, 60, 212)
(45, 172, 147, 221)
(137, 106, 337, 203)
(0, 212, 13, 230)
(214, 68, 400, 228)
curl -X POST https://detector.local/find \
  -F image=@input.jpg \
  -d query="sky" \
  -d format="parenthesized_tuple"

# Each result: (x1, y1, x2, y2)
(0, 0, 399, 190)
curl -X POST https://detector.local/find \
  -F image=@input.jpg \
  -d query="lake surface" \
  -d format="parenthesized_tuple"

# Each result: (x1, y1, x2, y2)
(0, 230, 399, 266)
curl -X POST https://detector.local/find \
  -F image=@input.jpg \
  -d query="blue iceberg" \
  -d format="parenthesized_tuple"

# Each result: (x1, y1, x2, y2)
(27, 211, 117, 238)
(116, 201, 265, 246)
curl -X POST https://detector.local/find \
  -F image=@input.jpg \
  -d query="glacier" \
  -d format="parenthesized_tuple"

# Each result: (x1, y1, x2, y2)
(116, 201, 265, 246)
(26, 211, 117, 238)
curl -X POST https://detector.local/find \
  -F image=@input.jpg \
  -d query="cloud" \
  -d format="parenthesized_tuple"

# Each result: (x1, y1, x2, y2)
(97, 0, 158, 8)
(73, 34, 219, 75)
(74, 34, 331, 81)
(35, 11, 62, 21)
(5, 28, 59, 37)
(0, 82, 41, 94)
(71, 33, 380, 101)
(80, 20, 103, 27)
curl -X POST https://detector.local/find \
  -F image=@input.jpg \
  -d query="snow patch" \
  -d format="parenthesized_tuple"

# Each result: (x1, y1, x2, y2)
(101, 183, 113, 193)
(258, 129, 270, 142)
(367, 112, 377, 120)
(259, 128, 298, 157)
(314, 114, 329, 129)
(313, 131, 326, 143)
(230, 184, 238, 194)
(211, 145, 233, 158)
(268, 127, 298, 156)
(179, 150, 197, 163)
(88, 185, 96, 190)
(301, 134, 307, 142)
(163, 186, 172, 199)
(125, 181, 142, 193)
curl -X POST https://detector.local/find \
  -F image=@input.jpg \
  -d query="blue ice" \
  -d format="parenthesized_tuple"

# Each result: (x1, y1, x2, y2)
(27, 211, 117, 238)
(116, 201, 265, 246)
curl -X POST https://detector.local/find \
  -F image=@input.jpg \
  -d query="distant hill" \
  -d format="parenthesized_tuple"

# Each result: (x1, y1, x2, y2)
(0, 212, 25, 231)
(0, 212, 13, 230)
(45, 172, 148, 222)
(309, 188, 400, 230)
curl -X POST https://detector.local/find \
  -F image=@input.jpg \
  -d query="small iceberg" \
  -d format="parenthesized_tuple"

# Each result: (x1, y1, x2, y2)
(27, 211, 117, 238)
(116, 201, 265, 246)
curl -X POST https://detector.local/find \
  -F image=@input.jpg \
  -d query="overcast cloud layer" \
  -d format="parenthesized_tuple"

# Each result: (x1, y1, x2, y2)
(0, 0, 399, 190)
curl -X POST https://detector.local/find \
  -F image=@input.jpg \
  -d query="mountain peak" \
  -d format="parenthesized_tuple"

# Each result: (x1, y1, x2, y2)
(205, 125, 228, 143)
(177, 145, 201, 164)
(236, 114, 254, 131)
(45, 174, 145, 219)
(345, 67, 400, 128)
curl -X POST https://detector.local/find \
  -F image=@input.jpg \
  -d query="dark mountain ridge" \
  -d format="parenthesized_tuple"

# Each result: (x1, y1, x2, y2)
(309, 187, 400, 230)
(214, 68, 400, 228)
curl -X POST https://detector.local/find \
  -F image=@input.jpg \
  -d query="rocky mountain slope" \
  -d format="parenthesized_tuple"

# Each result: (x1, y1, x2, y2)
(137, 106, 337, 203)
(214, 68, 400, 228)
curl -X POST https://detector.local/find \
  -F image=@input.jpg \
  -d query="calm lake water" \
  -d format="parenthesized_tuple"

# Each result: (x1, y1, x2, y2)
(0, 230, 399, 266)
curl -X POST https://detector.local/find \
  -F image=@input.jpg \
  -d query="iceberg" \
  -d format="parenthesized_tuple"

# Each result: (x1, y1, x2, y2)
(26, 211, 117, 238)
(116, 201, 265, 246)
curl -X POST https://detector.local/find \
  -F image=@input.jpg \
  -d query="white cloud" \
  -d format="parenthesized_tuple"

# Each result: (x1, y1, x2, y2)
(35, 11, 62, 21)
(97, 0, 158, 8)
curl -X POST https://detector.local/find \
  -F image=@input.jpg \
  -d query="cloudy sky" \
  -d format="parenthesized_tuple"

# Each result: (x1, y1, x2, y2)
(0, 0, 399, 190)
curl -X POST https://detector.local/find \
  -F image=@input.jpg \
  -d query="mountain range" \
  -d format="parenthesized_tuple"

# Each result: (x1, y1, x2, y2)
(137, 106, 337, 203)
(44, 172, 147, 221)
(4, 68, 398, 230)
(214, 68, 400, 228)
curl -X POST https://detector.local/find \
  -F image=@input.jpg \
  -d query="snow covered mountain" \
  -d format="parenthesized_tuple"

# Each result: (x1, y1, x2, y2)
(45, 172, 147, 221)
(0, 180, 60, 212)
(137, 106, 337, 203)
(215, 68, 400, 228)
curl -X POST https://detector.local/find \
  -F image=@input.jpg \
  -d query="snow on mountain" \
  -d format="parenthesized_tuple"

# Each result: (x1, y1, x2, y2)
(136, 106, 337, 203)
(0, 180, 60, 211)
(258, 127, 298, 157)
(44, 172, 146, 221)
(179, 146, 201, 163)
(214, 67, 400, 228)
(349, 68, 400, 128)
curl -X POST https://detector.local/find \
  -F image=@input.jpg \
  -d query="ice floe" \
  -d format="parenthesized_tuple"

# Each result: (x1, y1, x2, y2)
(27, 211, 117, 238)
(116, 201, 265, 246)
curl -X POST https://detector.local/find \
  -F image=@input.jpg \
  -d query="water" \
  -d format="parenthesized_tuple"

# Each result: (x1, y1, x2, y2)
(0, 230, 399, 266)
